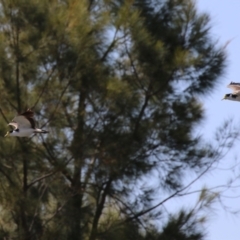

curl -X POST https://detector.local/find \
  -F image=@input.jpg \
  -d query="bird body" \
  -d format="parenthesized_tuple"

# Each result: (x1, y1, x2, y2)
(222, 82, 240, 101)
(5, 109, 48, 137)
(7, 128, 47, 137)
(222, 93, 240, 101)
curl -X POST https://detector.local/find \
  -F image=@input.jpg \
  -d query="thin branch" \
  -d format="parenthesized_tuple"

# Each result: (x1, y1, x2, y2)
(110, 193, 144, 227)
(100, 28, 119, 62)
(88, 0, 95, 11)
(0, 167, 15, 185)
(15, 24, 21, 112)
(40, 79, 71, 128)
(117, 155, 219, 226)
(89, 178, 113, 240)
(62, 101, 74, 129)
(28, 182, 49, 232)
(125, 42, 145, 91)
(5, 98, 18, 111)
(82, 156, 96, 190)
(32, 65, 56, 109)
(0, 108, 9, 123)
(43, 198, 69, 226)
(27, 171, 57, 189)
(41, 139, 73, 183)
(133, 93, 150, 135)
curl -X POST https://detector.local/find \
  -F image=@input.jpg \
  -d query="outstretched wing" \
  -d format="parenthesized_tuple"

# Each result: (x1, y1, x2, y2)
(12, 109, 35, 129)
(21, 109, 34, 118)
(227, 82, 240, 93)
(8, 122, 18, 130)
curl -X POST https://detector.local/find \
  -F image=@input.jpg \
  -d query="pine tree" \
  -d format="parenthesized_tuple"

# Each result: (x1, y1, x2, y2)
(0, 0, 236, 239)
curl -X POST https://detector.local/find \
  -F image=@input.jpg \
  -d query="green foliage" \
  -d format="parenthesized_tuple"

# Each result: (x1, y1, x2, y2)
(0, 0, 234, 239)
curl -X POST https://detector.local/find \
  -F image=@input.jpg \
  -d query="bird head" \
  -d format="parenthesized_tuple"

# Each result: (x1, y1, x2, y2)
(4, 131, 9, 137)
(4, 130, 13, 137)
(222, 94, 230, 100)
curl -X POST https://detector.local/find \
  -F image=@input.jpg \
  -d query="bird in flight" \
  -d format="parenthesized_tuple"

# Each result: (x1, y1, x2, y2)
(222, 82, 240, 101)
(4, 109, 48, 137)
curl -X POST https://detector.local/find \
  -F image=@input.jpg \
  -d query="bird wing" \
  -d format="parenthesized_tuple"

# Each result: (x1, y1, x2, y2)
(227, 82, 240, 93)
(21, 109, 34, 118)
(12, 115, 35, 129)
(8, 122, 18, 130)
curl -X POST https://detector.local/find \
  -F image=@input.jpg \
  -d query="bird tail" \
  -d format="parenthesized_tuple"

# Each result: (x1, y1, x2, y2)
(34, 128, 49, 134)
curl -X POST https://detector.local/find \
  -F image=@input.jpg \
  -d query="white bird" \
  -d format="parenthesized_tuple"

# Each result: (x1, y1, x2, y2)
(222, 82, 240, 101)
(4, 109, 48, 137)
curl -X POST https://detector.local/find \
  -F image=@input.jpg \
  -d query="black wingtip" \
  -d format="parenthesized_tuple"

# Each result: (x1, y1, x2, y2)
(229, 82, 240, 86)
(41, 130, 49, 134)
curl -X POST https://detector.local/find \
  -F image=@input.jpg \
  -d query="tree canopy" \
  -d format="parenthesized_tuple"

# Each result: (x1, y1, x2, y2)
(0, 0, 237, 239)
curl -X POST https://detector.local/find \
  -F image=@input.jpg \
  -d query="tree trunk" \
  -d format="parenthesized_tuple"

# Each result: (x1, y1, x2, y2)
(68, 86, 87, 240)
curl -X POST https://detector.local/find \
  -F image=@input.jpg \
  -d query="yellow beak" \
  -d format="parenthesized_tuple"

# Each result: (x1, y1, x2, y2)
(4, 132, 9, 137)
(222, 95, 226, 100)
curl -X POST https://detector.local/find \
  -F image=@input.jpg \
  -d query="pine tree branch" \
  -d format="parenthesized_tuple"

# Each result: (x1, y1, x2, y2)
(62, 101, 75, 129)
(40, 79, 71, 128)
(32, 65, 56, 109)
(27, 171, 57, 189)
(0, 167, 15, 186)
(82, 156, 96, 190)
(125, 43, 146, 91)
(121, 189, 181, 225)
(5, 98, 18, 111)
(0, 108, 9, 123)
(109, 193, 144, 227)
(43, 198, 69, 226)
(88, 0, 95, 11)
(15, 24, 21, 112)
(41, 140, 73, 183)
(89, 177, 113, 240)
(118, 156, 218, 226)
(23, 157, 28, 193)
(133, 93, 150, 135)
(100, 28, 119, 62)
(28, 183, 49, 232)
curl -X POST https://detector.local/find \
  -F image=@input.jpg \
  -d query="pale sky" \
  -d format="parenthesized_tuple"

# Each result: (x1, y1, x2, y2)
(151, 2, 240, 239)
(195, 1, 240, 239)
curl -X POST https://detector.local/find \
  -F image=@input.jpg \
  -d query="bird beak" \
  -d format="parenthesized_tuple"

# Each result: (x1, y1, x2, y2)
(4, 132, 9, 137)
(222, 95, 226, 100)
